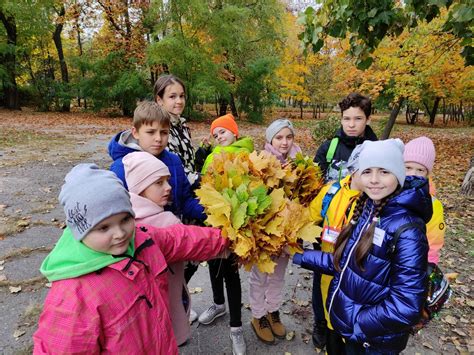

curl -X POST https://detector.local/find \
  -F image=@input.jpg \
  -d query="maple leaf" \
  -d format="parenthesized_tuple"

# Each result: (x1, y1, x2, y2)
(196, 151, 324, 273)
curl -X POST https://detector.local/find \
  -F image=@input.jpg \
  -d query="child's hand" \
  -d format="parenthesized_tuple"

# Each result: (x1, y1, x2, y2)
(201, 134, 212, 147)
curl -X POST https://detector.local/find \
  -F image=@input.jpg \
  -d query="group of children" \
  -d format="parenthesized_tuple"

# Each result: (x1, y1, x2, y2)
(33, 77, 445, 355)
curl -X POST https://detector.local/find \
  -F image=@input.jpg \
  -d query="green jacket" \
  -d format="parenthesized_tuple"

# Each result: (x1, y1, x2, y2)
(201, 136, 254, 174)
(40, 227, 135, 281)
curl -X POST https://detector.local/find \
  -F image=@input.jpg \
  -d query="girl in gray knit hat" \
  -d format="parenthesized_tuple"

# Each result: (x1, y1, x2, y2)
(293, 139, 433, 354)
(264, 118, 302, 164)
(34, 163, 229, 354)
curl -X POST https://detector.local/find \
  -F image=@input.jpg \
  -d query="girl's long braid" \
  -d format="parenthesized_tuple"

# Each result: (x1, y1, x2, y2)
(354, 193, 394, 271)
(333, 193, 369, 272)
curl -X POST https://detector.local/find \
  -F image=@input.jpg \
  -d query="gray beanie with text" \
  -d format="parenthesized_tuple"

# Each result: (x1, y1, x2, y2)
(59, 164, 135, 241)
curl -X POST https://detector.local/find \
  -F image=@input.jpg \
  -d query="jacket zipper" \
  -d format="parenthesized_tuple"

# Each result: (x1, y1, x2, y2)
(328, 206, 374, 317)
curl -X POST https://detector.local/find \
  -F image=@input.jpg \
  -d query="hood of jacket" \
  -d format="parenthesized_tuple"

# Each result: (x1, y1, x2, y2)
(381, 175, 433, 223)
(225, 136, 254, 153)
(40, 227, 135, 282)
(264, 142, 302, 164)
(108, 130, 142, 161)
(130, 193, 181, 226)
(335, 125, 378, 149)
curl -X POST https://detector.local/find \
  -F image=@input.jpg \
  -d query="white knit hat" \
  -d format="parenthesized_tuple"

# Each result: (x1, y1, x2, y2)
(358, 139, 406, 186)
(265, 119, 295, 143)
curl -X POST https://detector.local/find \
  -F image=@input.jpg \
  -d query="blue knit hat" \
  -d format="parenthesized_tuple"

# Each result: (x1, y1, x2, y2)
(59, 164, 135, 241)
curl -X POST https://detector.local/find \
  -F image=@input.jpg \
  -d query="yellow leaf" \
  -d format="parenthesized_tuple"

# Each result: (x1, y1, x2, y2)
(233, 234, 254, 257)
(296, 222, 322, 243)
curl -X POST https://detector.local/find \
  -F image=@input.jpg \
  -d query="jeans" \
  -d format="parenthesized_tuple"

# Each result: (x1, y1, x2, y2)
(208, 253, 242, 327)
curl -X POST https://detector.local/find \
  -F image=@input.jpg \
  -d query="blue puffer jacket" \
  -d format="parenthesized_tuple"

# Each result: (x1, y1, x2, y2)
(108, 130, 205, 221)
(294, 176, 432, 353)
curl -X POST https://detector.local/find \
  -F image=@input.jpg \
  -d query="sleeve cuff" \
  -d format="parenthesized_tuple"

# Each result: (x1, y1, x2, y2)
(293, 253, 303, 265)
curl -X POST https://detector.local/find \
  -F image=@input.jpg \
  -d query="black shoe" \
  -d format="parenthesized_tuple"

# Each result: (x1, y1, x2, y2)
(312, 320, 328, 348)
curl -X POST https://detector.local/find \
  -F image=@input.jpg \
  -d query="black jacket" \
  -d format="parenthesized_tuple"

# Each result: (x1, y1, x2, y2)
(314, 126, 378, 182)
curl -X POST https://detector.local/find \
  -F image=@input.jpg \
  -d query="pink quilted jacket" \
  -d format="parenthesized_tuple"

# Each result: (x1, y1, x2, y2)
(33, 224, 227, 354)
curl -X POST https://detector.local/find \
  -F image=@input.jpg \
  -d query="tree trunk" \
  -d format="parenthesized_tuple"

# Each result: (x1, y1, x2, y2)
(381, 97, 404, 139)
(299, 101, 303, 119)
(53, 5, 70, 112)
(461, 156, 474, 196)
(423, 97, 441, 125)
(229, 93, 238, 117)
(218, 97, 228, 116)
(0, 10, 20, 109)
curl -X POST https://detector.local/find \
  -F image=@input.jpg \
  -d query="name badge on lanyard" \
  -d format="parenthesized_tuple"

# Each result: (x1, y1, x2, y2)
(322, 226, 340, 244)
(372, 227, 386, 247)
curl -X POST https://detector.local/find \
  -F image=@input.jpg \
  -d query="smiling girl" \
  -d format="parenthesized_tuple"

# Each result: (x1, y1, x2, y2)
(293, 139, 432, 354)
(154, 75, 200, 188)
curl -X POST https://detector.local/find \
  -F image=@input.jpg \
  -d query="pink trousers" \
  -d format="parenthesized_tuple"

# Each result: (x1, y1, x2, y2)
(248, 254, 289, 319)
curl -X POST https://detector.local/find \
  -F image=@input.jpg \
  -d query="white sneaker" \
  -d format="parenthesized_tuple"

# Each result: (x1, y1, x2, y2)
(189, 309, 198, 323)
(230, 327, 246, 355)
(198, 303, 226, 325)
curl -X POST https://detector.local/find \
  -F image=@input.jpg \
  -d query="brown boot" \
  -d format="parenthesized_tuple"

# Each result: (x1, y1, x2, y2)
(251, 316, 275, 344)
(267, 310, 286, 339)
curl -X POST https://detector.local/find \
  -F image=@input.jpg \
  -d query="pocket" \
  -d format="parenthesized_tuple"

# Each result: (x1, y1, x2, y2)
(102, 294, 159, 351)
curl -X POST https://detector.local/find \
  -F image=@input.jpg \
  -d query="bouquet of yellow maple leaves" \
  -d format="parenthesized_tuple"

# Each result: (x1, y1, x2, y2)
(195, 150, 324, 273)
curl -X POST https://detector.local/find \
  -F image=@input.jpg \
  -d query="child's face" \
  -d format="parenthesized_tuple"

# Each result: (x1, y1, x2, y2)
(341, 107, 370, 137)
(212, 127, 236, 147)
(140, 176, 172, 207)
(405, 162, 428, 178)
(82, 212, 135, 255)
(271, 127, 294, 156)
(156, 82, 185, 116)
(132, 122, 169, 157)
(359, 167, 398, 203)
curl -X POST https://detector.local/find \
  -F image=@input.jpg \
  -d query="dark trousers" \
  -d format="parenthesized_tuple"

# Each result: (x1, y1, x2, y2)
(208, 254, 242, 327)
(327, 329, 346, 355)
(345, 340, 398, 355)
(184, 262, 199, 283)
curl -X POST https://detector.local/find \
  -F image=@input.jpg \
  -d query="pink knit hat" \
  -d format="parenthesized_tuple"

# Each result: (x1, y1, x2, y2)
(123, 151, 170, 194)
(403, 136, 436, 172)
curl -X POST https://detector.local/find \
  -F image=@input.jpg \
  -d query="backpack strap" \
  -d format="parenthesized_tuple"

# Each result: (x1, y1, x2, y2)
(326, 137, 339, 163)
(321, 180, 342, 220)
(389, 221, 426, 254)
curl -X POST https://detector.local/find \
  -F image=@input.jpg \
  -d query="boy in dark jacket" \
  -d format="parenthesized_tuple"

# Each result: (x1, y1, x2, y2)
(312, 93, 377, 349)
(314, 93, 377, 183)
(108, 101, 205, 221)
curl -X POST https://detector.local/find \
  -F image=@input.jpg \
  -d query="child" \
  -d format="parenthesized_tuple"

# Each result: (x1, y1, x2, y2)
(123, 151, 192, 346)
(198, 113, 253, 355)
(33, 164, 228, 354)
(312, 93, 377, 347)
(247, 119, 300, 345)
(108, 101, 205, 221)
(308, 146, 363, 354)
(154, 75, 202, 322)
(154, 74, 200, 188)
(263, 118, 302, 164)
(294, 139, 432, 354)
(404, 136, 445, 265)
(314, 93, 378, 183)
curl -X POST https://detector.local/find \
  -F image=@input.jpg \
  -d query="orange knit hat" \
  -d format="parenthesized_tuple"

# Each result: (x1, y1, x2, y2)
(210, 114, 239, 137)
